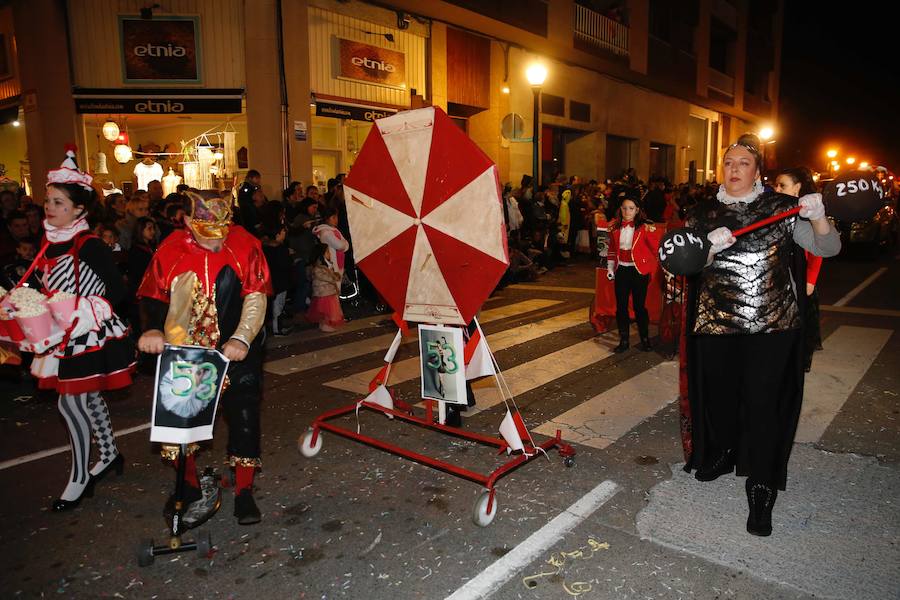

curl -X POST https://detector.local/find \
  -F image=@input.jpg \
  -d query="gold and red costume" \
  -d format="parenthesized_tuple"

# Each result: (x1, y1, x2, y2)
(138, 225, 272, 466)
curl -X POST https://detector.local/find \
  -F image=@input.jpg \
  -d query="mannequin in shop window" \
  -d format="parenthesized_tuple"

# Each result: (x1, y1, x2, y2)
(162, 168, 182, 197)
(134, 156, 164, 192)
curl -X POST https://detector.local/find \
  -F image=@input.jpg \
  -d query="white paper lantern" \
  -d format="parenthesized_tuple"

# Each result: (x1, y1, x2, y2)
(94, 151, 109, 174)
(102, 120, 120, 142)
(113, 144, 133, 163)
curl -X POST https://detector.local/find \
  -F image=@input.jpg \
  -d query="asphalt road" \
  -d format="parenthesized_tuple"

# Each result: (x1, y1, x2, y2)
(1, 247, 898, 599)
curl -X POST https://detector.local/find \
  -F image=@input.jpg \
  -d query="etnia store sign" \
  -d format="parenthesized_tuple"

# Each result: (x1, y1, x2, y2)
(337, 38, 406, 88)
(119, 16, 201, 83)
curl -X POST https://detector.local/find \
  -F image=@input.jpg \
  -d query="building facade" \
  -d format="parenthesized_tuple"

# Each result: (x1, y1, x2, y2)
(0, 0, 781, 197)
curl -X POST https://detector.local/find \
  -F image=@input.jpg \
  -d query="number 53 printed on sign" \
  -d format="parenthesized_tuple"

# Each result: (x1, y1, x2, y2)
(150, 345, 230, 444)
(418, 324, 467, 405)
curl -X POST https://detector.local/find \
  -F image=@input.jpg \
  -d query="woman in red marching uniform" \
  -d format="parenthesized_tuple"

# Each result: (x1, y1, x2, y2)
(31, 148, 135, 510)
(606, 198, 660, 352)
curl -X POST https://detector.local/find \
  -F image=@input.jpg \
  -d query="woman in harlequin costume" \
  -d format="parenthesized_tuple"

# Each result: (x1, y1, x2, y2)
(137, 189, 272, 525)
(31, 147, 135, 511)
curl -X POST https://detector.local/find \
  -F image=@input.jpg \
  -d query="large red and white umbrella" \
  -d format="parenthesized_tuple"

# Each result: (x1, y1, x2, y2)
(343, 106, 509, 325)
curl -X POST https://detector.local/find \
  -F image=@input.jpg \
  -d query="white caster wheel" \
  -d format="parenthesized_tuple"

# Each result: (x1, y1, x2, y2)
(472, 490, 498, 527)
(298, 429, 323, 458)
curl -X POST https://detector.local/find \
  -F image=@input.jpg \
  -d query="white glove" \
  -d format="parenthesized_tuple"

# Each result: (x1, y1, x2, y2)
(606, 261, 615, 280)
(707, 226, 736, 254)
(798, 192, 825, 220)
(69, 296, 112, 338)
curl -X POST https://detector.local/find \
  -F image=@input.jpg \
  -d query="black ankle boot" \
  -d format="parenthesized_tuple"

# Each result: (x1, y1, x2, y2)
(746, 479, 777, 536)
(613, 339, 629, 353)
(51, 477, 96, 512)
(639, 337, 652, 352)
(694, 448, 735, 482)
(234, 489, 261, 525)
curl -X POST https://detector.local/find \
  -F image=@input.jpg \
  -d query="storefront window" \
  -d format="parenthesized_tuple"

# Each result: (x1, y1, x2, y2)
(311, 114, 375, 189)
(81, 112, 248, 197)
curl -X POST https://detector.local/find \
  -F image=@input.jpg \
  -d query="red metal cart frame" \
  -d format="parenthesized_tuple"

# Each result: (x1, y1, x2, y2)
(299, 396, 575, 526)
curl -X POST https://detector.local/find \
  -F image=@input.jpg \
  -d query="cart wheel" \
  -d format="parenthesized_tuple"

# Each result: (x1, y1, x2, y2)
(137, 539, 155, 567)
(564, 456, 575, 468)
(472, 491, 498, 527)
(196, 530, 212, 556)
(298, 429, 323, 458)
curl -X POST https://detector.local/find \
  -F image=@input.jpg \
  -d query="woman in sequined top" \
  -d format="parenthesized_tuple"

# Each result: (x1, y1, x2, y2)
(681, 134, 840, 537)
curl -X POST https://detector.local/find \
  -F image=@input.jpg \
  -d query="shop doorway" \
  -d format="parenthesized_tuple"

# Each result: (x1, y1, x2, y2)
(605, 134, 637, 180)
(649, 142, 675, 181)
(542, 125, 594, 184)
(312, 150, 341, 191)
(684, 115, 709, 183)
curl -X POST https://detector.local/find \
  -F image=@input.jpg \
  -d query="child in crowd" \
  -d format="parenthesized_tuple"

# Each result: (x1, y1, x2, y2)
(307, 242, 344, 332)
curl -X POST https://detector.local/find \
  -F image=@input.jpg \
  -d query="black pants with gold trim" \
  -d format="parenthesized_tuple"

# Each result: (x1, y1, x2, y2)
(221, 347, 263, 466)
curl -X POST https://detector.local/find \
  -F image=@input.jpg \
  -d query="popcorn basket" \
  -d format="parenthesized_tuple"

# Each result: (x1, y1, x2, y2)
(48, 292, 78, 328)
(15, 307, 55, 344)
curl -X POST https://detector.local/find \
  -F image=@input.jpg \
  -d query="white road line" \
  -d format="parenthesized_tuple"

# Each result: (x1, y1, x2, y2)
(820, 305, 900, 318)
(0, 422, 151, 471)
(325, 308, 589, 394)
(508, 284, 596, 294)
(534, 361, 678, 448)
(833, 267, 887, 307)
(444, 480, 619, 600)
(263, 299, 562, 376)
(265, 314, 392, 349)
(796, 325, 892, 443)
(466, 337, 616, 416)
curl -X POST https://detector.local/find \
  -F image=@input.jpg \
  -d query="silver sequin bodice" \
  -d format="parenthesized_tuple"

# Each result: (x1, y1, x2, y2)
(689, 193, 800, 335)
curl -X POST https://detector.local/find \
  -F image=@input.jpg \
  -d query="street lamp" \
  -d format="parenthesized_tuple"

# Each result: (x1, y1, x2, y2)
(826, 149, 838, 176)
(860, 161, 869, 169)
(526, 62, 547, 197)
(846, 156, 856, 166)
(758, 126, 775, 174)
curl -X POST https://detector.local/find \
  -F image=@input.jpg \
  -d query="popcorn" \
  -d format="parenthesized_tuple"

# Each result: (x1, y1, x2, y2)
(14, 304, 49, 318)
(48, 292, 77, 303)
(9, 287, 47, 308)
(0, 286, 7, 297)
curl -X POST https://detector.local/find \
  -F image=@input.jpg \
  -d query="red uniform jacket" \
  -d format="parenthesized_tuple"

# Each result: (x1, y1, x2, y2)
(607, 222, 660, 276)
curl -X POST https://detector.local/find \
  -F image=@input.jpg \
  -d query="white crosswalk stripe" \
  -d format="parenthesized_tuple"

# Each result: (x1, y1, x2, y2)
(534, 361, 678, 448)
(263, 299, 562, 376)
(796, 326, 892, 443)
(467, 337, 616, 416)
(325, 308, 588, 393)
(314, 296, 887, 451)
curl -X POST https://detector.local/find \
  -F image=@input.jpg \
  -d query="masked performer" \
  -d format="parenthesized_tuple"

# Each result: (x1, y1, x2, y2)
(682, 134, 840, 536)
(137, 190, 271, 525)
(30, 147, 135, 511)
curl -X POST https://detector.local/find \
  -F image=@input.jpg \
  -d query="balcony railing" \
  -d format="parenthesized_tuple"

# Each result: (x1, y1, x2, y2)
(574, 4, 629, 58)
(708, 68, 734, 97)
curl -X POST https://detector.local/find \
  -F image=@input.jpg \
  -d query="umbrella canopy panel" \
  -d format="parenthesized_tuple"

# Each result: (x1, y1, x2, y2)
(344, 107, 509, 325)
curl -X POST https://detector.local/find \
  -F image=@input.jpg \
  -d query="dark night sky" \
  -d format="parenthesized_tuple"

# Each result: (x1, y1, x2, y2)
(778, 2, 900, 173)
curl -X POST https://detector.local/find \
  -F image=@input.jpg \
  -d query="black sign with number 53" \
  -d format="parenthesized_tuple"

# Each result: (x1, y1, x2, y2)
(150, 345, 230, 444)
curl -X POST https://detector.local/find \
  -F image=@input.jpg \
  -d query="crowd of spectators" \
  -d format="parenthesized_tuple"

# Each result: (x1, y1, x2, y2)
(497, 170, 721, 287)
(0, 168, 724, 348)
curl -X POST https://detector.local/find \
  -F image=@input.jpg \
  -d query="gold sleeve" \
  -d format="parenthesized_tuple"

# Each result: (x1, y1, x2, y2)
(230, 291, 267, 347)
(163, 273, 195, 345)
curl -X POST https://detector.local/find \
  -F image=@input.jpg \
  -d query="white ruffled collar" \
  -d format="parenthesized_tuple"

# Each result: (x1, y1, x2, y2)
(44, 217, 89, 243)
(716, 179, 764, 205)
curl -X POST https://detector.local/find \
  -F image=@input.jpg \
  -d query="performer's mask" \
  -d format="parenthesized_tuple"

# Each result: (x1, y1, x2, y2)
(187, 190, 232, 240)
